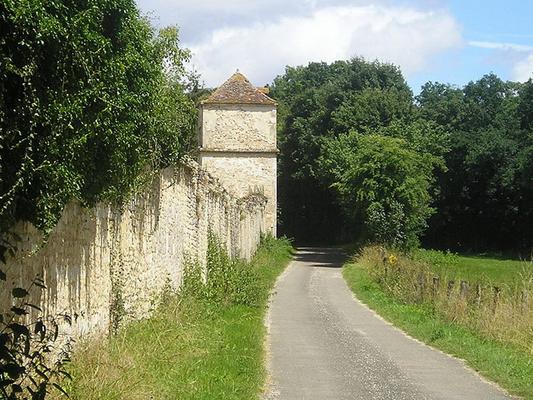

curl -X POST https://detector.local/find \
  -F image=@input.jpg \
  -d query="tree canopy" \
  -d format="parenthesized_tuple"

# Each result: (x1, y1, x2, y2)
(418, 75, 533, 251)
(320, 133, 436, 249)
(271, 58, 447, 247)
(1, 0, 531, 255)
(271, 59, 417, 243)
(272, 60, 532, 252)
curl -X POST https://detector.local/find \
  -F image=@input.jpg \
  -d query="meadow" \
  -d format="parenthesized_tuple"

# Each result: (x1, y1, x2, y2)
(413, 248, 531, 286)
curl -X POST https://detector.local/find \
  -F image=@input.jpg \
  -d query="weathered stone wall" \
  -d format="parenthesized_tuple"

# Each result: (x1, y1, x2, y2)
(199, 103, 277, 235)
(0, 161, 266, 339)
(200, 104, 276, 152)
(200, 153, 277, 236)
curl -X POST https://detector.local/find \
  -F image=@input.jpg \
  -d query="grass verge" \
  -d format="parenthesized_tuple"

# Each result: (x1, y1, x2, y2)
(56, 236, 292, 400)
(343, 262, 533, 399)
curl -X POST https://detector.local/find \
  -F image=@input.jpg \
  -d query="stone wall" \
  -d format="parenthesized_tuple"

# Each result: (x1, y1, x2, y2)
(200, 152, 277, 236)
(0, 161, 266, 339)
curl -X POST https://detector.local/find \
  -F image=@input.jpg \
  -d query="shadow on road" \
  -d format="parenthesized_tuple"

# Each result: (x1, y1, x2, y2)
(294, 247, 347, 268)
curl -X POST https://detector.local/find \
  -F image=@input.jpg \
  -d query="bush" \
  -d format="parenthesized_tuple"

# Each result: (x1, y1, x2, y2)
(0, 277, 72, 399)
(0, 0, 196, 236)
(180, 233, 264, 307)
(180, 233, 293, 307)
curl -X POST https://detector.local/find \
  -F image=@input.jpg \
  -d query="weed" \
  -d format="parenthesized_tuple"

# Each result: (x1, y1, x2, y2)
(0, 276, 72, 399)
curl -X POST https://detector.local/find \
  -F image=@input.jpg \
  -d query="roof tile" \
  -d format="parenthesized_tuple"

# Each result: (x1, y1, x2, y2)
(202, 72, 276, 106)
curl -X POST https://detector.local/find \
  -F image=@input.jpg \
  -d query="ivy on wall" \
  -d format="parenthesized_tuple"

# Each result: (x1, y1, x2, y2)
(0, 0, 197, 238)
(0, 2, 198, 396)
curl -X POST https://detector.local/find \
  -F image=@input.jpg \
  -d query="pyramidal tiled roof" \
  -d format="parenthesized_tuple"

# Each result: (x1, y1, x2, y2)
(202, 72, 276, 106)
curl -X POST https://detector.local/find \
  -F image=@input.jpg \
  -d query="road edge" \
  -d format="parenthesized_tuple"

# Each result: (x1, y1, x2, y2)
(341, 263, 521, 400)
(261, 260, 295, 400)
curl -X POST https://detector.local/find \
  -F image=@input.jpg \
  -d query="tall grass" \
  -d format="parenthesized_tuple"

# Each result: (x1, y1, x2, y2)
(357, 246, 533, 354)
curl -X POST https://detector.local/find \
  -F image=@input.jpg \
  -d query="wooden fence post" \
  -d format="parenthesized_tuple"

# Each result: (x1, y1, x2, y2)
(460, 280, 469, 299)
(475, 284, 482, 307)
(432, 276, 440, 298)
(447, 280, 455, 299)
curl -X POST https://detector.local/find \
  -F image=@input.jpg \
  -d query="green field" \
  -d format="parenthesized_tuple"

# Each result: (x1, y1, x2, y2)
(413, 249, 532, 286)
(56, 237, 292, 400)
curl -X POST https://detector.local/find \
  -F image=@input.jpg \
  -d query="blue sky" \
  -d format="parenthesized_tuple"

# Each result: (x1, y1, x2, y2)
(408, 0, 533, 90)
(136, 0, 533, 92)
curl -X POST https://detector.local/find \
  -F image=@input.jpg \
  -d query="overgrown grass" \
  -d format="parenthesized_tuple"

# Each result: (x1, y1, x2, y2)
(413, 248, 531, 286)
(357, 246, 533, 351)
(343, 248, 533, 399)
(55, 235, 292, 400)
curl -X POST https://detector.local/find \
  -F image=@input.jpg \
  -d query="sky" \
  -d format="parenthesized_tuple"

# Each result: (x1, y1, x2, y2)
(136, 0, 533, 92)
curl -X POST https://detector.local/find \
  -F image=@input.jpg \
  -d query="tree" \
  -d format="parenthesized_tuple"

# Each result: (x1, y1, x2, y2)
(519, 79, 533, 131)
(0, 3, 197, 397)
(331, 87, 413, 134)
(270, 58, 413, 242)
(418, 74, 532, 252)
(320, 133, 437, 249)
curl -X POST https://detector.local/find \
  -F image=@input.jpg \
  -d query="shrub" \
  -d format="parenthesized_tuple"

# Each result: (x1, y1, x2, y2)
(0, 277, 72, 399)
(180, 233, 263, 307)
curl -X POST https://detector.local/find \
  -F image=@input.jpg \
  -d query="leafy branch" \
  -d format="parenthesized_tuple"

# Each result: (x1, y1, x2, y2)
(0, 277, 72, 399)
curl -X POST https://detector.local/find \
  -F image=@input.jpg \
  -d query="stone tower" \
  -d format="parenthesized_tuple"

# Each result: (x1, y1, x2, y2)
(199, 72, 277, 236)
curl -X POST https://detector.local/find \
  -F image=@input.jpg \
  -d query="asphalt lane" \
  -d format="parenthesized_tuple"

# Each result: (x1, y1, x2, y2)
(265, 247, 512, 400)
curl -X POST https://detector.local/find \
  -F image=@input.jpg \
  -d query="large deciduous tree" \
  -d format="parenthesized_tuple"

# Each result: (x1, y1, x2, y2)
(270, 58, 415, 243)
(320, 133, 437, 249)
(418, 75, 533, 252)
(273, 60, 531, 252)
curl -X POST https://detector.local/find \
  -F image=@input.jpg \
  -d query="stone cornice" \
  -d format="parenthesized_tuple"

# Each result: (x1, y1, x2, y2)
(199, 147, 279, 154)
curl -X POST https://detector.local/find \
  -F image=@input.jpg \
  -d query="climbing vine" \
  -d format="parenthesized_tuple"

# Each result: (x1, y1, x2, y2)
(0, 0, 197, 239)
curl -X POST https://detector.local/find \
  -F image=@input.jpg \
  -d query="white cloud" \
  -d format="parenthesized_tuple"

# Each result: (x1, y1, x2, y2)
(138, 0, 366, 41)
(512, 54, 533, 82)
(467, 40, 533, 82)
(188, 4, 462, 86)
(469, 41, 533, 52)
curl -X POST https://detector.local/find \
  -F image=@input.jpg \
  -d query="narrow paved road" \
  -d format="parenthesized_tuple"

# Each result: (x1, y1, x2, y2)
(265, 247, 512, 400)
